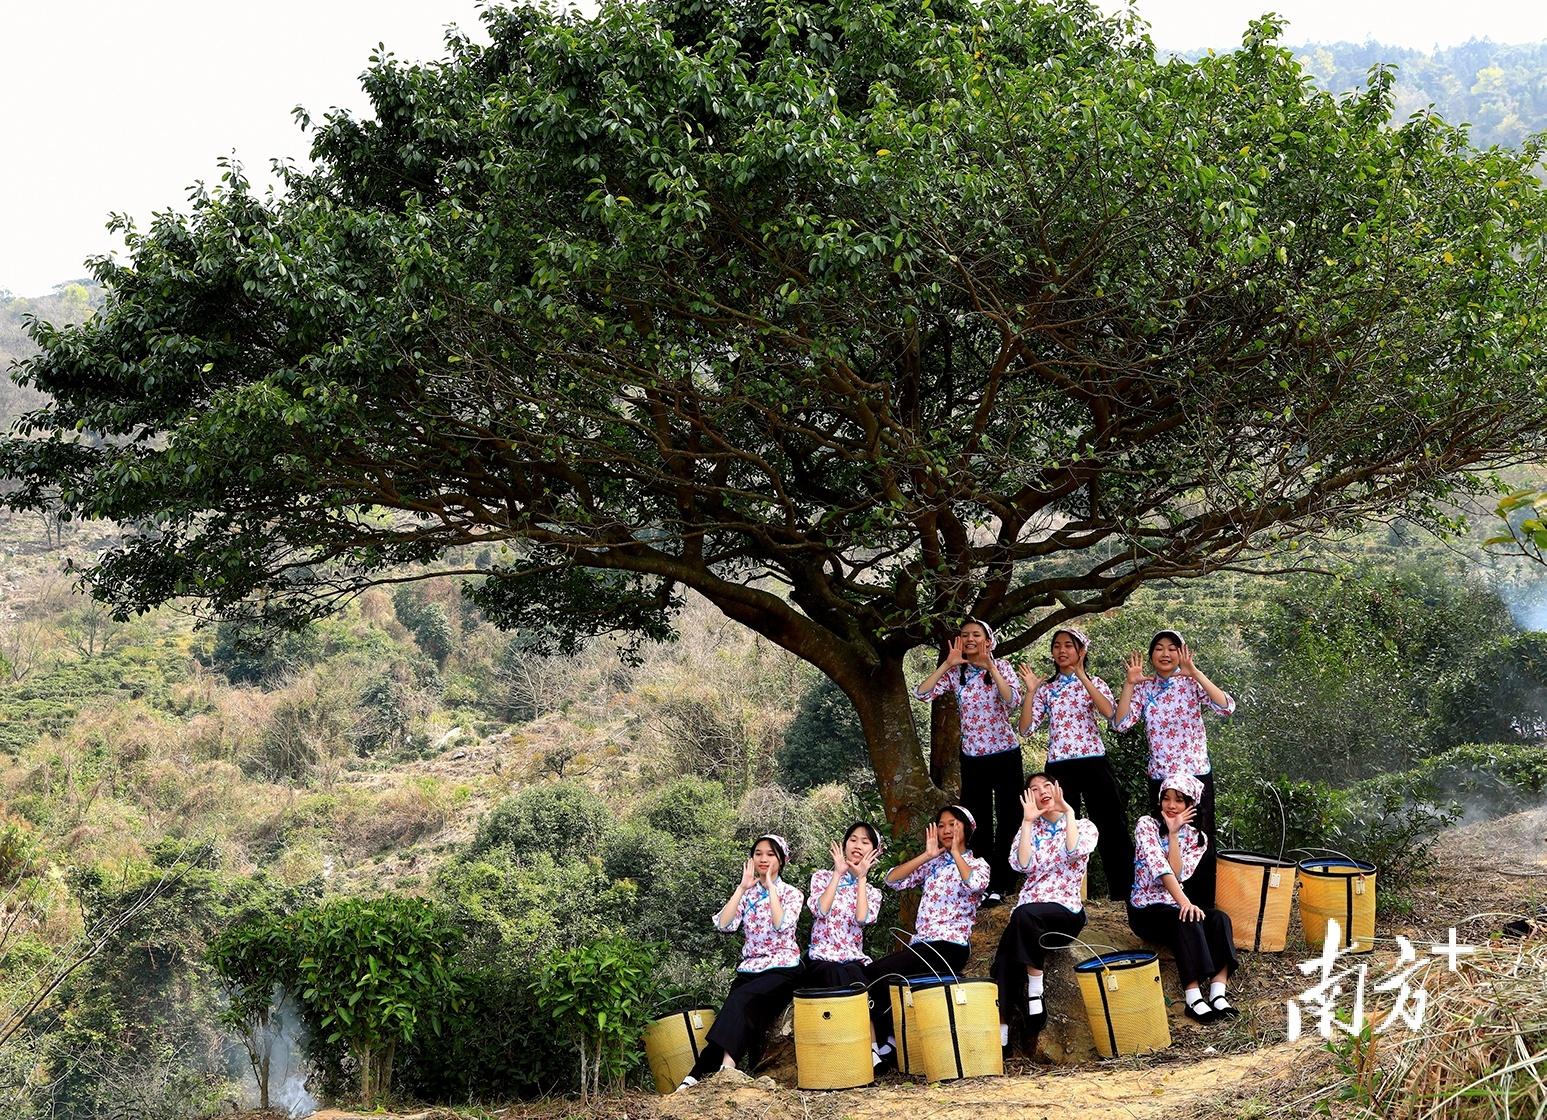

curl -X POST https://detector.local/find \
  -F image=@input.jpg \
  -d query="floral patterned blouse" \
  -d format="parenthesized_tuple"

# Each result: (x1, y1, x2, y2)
(888, 851, 991, 946)
(1113, 675, 1235, 778)
(1010, 815, 1099, 912)
(715, 878, 804, 972)
(1129, 816, 1207, 908)
(1025, 674, 1116, 762)
(915, 659, 1022, 757)
(807, 869, 882, 963)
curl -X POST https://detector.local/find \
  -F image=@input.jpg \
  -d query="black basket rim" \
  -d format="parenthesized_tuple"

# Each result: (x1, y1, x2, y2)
(896, 974, 995, 991)
(1074, 950, 1158, 973)
(1297, 856, 1376, 875)
(1218, 848, 1299, 868)
(793, 985, 868, 1000)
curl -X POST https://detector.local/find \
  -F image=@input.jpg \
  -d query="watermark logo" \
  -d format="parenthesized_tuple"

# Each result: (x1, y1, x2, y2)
(1287, 922, 1475, 1041)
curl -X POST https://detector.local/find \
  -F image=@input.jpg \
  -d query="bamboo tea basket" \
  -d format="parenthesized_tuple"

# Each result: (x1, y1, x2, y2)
(793, 986, 874, 1089)
(1074, 951, 1170, 1058)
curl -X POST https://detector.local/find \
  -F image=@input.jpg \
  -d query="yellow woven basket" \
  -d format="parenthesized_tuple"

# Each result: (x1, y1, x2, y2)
(887, 979, 923, 1075)
(794, 987, 874, 1090)
(1298, 857, 1377, 954)
(1217, 849, 1298, 953)
(642, 1008, 716, 1094)
(902, 978, 1003, 1082)
(1075, 951, 1170, 1059)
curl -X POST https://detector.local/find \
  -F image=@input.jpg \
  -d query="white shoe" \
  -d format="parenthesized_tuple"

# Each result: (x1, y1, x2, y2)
(674, 1075, 698, 1093)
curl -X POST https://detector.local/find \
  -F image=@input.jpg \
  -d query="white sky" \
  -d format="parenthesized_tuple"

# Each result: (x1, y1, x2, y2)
(2, 0, 1544, 296)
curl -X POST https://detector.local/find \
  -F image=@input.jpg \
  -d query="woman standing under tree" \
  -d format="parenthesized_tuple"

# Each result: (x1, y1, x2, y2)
(1113, 630, 1234, 908)
(1017, 626, 1133, 898)
(676, 835, 804, 1091)
(914, 620, 1022, 905)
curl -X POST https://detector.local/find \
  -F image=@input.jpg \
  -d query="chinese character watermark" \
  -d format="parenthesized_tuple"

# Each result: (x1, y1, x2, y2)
(1286, 922, 1475, 1041)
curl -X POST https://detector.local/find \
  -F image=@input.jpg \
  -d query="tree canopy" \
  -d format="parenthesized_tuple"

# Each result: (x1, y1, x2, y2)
(6, 0, 1547, 827)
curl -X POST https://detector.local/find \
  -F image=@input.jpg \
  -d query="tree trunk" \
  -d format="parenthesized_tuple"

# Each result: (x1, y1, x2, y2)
(842, 657, 943, 837)
(929, 694, 962, 797)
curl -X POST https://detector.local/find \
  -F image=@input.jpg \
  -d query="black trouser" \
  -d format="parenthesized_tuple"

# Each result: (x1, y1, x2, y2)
(1126, 903, 1238, 989)
(804, 958, 868, 991)
(1047, 754, 1134, 900)
(991, 902, 1087, 1024)
(1147, 771, 1216, 908)
(689, 965, 802, 1078)
(961, 747, 1023, 894)
(861, 940, 971, 1041)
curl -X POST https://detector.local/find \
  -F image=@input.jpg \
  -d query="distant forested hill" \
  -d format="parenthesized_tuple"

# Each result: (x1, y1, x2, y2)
(1291, 40, 1547, 148)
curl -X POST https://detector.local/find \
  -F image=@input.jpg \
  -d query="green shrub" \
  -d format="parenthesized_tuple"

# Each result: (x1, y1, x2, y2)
(1427, 634, 1547, 749)
(202, 621, 325, 686)
(436, 850, 637, 962)
(634, 776, 736, 845)
(393, 589, 454, 666)
(535, 935, 661, 1102)
(777, 678, 871, 792)
(467, 781, 615, 862)
(396, 964, 562, 1102)
(286, 896, 464, 1105)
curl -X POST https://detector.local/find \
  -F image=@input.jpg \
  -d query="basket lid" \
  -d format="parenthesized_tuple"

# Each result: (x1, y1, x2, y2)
(902, 974, 994, 991)
(1218, 848, 1297, 868)
(1298, 856, 1376, 875)
(1074, 950, 1158, 973)
(794, 985, 867, 1000)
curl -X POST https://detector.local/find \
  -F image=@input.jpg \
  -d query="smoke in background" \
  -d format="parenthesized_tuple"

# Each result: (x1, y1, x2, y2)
(1499, 575, 1547, 633)
(229, 988, 319, 1119)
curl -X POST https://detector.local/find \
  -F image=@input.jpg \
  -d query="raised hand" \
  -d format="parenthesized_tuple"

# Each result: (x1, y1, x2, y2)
(830, 840, 848, 873)
(1047, 780, 1070, 820)
(1020, 788, 1038, 822)
(759, 864, 778, 890)
(1124, 650, 1146, 685)
(1166, 806, 1197, 834)
(942, 637, 968, 668)
(949, 826, 967, 855)
(739, 858, 757, 890)
(857, 847, 881, 876)
(1176, 643, 1197, 678)
(924, 823, 941, 857)
(1074, 643, 1090, 676)
(1017, 662, 1045, 694)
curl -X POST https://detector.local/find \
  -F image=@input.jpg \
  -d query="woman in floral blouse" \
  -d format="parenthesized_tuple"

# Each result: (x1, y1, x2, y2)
(914, 619, 1022, 905)
(862, 805, 990, 1070)
(677, 834, 805, 1090)
(1112, 630, 1235, 907)
(991, 773, 1098, 1051)
(1126, 775, 1239, 1022)
(805, 821, 884, 989)
(1017, 626, 1133, 898)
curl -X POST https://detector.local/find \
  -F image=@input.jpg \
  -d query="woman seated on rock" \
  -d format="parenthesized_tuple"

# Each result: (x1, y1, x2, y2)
(1126, 775, 1239, 1023)
(991, 773, 1098, 1052)
(805, 821, 884, 989)
(862, 805, 989, 1070)
(677, 834, 804, 1091)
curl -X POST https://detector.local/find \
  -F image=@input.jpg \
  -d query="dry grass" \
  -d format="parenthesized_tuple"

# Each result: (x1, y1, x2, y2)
(1278, 927, 1547, 1120)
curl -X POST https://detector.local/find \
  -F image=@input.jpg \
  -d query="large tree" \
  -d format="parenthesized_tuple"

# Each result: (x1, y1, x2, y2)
(6, 0, 1547, 830)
